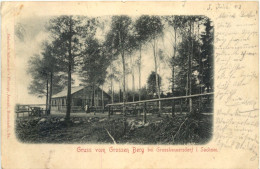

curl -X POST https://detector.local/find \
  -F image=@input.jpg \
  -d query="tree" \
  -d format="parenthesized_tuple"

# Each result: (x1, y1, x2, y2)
(79, 38, 109, 110)
(163, 16, 186, 115)
(201, 17, 214, 93)
(107, 64, 115, 104)
(48, 16, 97, 121)
(134, 16, 153, 101)
(175, 35, 201, 94)
(171, 16, 214, 114)
(105, 15, 134, 133)
(27, 54, 49, 112)
(147, 71, 162, 97)
(137, 16, 164, 113)
(41, 42, 63, 114)
(106, 62, 120, 103)
(27, 41, 67, 115)
(129, 54, 136, 102)
(126, 36, 139, 102)
(173, 16, 196, 113)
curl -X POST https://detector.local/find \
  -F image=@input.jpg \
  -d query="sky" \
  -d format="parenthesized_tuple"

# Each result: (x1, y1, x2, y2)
(15, 15, 173, 104)
(15, 16, 51, 104)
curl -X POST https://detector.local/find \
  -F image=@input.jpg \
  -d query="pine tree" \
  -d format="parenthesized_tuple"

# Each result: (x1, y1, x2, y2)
(48, 16, 97, 121)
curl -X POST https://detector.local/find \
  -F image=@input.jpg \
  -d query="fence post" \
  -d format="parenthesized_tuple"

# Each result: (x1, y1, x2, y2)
(171, 100, 175, 117)
(199, 95, 202, 113)
(134, 104, 136, 116)
(157, 101, 159, 115)
(189, 97, 193, 114)
(180, 99, 183, 114)
(137, 103, 141, 117)
(143, 103, 147, 124)
(108, 106, 110, 119)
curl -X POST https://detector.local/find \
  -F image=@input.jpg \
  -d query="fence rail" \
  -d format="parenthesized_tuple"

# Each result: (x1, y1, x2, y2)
(106, 93, 213, 106)
(51, 105, 105, 113)
(106, 93, 214, 123)
(16, 104, 47, 118)
(51, 106, 83, 112)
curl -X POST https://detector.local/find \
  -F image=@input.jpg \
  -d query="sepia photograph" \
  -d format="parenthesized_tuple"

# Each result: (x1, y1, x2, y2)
(15, 15, 214, 144)
(2, 1, 259, 169)
(14, 15, 214, 144)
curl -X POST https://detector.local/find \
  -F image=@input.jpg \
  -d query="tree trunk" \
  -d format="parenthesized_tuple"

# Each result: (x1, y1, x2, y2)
(188, 20, 193, 113)
(110, 65, 114, 103)
(111, 79, 114, 103)
(84, 86, 87, 107)
(92, 84, 95, 106)
(66, 62, 72, 121)
(101, 85, 104, 113)
(186, 72, 188, 96)
(171, 27, 177, 117)
(138, 44, 142, 101)
(119, 29, 127, 134)
(65, 17, 73, 122)
(198, 22, 202, 111)
(48, 72, 53, 115)
(119, 80, 121, 102)
(119, 89, 122, 102)
(126, 73, 129, 94)
(46, 78, 49, 115)
(93, 85, 96, 115)
(122, 52, 126, 134)
(131, 55, 135, 102)
(132, 72, 135, 102)
(153, 38, 161, 115)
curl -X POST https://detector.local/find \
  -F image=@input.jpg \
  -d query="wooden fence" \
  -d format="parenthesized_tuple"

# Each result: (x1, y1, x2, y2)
(15, 104, 47, 118)
(51, 106, 84, 113)
(106, 93, 214, 123)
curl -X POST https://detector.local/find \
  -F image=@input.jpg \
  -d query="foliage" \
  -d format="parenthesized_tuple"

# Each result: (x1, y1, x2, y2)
(47, 16, 98, 120)
(147, 71, 162, 96)
(201, 17, 214, 92)
(105, 16, 134, 55)
(79, 38, 110, 87)
(135, 15, 164, 41)
(27, 54, 48, 97)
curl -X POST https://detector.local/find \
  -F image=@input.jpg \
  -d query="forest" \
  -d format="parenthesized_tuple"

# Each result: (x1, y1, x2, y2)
(17, 15, 214, 144)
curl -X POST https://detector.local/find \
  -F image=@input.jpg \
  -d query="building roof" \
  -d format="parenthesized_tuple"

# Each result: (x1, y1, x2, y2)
(52, 86, 111, 99)
(52, 86, 85, 98)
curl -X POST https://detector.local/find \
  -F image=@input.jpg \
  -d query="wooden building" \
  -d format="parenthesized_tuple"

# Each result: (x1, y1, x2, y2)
(51, 86, 111, 112)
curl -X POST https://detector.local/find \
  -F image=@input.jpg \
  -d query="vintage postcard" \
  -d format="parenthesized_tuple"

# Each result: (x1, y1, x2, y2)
(1, 1, 259, 169)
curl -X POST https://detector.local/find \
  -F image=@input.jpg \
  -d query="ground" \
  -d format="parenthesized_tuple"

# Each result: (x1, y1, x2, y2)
(15, 111, 213, 144)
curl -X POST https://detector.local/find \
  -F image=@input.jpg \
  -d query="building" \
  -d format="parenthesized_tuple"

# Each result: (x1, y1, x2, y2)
(51, 86, 111, 112)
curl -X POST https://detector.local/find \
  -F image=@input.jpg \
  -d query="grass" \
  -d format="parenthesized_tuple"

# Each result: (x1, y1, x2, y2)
(15, 112, 213, 144)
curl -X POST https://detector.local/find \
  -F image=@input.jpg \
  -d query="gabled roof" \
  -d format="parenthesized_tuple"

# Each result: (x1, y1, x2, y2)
(52, 86, 111, 99)
(52, 86, 85, 98)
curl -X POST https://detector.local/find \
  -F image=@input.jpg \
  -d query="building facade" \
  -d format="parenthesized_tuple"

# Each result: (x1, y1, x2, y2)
(51, 86, 111, 112)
